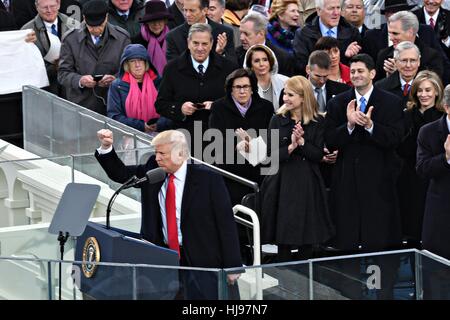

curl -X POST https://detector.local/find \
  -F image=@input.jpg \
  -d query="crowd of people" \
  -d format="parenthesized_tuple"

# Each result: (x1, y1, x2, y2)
(2, 0, 450, 281)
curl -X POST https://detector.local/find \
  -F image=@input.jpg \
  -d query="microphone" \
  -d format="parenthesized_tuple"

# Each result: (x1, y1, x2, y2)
(105, 167, 166, 229)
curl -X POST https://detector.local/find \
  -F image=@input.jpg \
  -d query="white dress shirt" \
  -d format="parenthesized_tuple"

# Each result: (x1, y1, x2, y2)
(96, 146, 187, 245)
(348, 85, 375, 134)
(191, 56, 209, 74)
(158, 161, 187, 246)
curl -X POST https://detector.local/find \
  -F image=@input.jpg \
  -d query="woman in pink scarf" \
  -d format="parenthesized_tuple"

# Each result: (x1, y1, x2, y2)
(107, 44, 164, 133)
(137, 0, 173, 76)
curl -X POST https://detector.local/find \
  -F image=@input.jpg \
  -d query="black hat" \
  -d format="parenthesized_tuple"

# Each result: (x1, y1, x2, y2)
(83, 0, 108, 26)
(381, 0, 415, 14)
(139, 0, 173, 23)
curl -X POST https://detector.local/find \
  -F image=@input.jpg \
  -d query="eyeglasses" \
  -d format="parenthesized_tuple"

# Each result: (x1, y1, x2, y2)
(232, 85, 252, 91)
(397, 58, 419, 66)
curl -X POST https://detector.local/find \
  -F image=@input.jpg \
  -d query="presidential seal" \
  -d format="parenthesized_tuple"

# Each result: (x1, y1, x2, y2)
(82, 237, 100, 278)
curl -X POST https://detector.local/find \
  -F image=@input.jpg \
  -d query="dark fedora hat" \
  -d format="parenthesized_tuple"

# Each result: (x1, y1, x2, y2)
(83, 0, 108, 26)
(139, 0, 173, 23)
(381, 0, 415, 14)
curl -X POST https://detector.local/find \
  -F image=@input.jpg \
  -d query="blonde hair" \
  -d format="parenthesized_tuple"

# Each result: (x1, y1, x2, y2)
(270, 0, 300, 20)
(407, 70, 444, 112)
(152, 130, 190, 159)
(277, 76, 319, 124)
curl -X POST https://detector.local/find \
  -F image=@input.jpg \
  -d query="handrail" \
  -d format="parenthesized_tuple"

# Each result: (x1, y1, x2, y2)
(232, 204, 262, 300)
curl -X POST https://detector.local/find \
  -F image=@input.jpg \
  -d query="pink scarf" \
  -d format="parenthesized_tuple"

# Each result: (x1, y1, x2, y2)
(141, 24, 169, 76)
(124, 71, 159, 122)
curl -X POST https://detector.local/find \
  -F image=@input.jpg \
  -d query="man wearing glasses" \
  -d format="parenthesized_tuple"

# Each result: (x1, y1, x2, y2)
(375, 41, 421, 107)
(376, 10, 444, 82)
(21, 0, 80, 95)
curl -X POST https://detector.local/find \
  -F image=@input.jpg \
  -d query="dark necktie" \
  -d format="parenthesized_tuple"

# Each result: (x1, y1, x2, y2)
(198, 64, 204, 77)
(429, 17, 435, 29)
(51, 24, 58, 36)
(403, 83, 410, 97)
(121, 14, 128, 21)
(359, 96, 367, 113)
(165, 174, 180, 255)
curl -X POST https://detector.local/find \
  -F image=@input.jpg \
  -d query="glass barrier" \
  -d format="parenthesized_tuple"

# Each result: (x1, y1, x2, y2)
(310, 250, 416, 300)
(223, 249, 450, 300)
(224, 261, 310, 300)
(0, 250, 449, 300)
(22, 86, 153, 158)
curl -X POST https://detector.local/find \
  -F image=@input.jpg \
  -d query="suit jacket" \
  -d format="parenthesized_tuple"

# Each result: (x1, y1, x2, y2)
(58, 22, 131, 114)
(293, 16, 361, 75)
(95, 148, 242, 268)
(362, 23, 445, 63)
(416, 115, 450, 260)
(167, 2, 185, 30)
(277, 79, 350, 109)
(324, 86, 404, 251)
(413, 7, 450, 58)
(22, 13, 80, 95)
(11, 0, 81, 29)
(376, 37, 444, 82)
(236, 40, 295, 77)
(0, 3, 16, 31)
(374, 71, 410, 107)
(155, 50, 238, 152)
(166, 18, 237, 64)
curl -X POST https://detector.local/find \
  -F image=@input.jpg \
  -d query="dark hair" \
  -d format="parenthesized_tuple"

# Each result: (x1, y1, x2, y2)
(225, 68, 258, 97)
(314, 36, 340, 51)
(308, 50, 331, 69)
(245, 45, 275, 72)
(198, 0, 210, 9)
(350, 53, 376, 71)
(225, 0, 252, 11)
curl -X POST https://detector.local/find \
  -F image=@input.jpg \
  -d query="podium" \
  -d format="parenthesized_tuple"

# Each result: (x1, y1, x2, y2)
(75, 222, 180, 300)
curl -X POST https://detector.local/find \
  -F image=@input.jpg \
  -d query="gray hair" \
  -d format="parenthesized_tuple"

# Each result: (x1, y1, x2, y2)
(35, 0, 60, 6)
(341, 0, 364, 9)
(241, 12, 269, 34)
(444, 84, 450, 107)
(393, 41, 421, 59)
(211, 0, 226, 8)
(188, 23, 213, 41)
(152, 130, 191, 159)
(316, 0, 339, 10)
(389, 11, 419, 34)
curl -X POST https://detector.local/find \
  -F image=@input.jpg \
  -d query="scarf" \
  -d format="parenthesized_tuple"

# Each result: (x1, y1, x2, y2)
(267, 18, 296, 51)
(123, 71, 159, 122)
(140, 24, 168, 76)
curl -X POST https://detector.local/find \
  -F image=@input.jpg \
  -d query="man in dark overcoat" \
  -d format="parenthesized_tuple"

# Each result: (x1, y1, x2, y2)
(416, 83, 450, 299)
(155, 22, 238, 158)
(325, 53, 404, 252)
(324, 53, 405, 299)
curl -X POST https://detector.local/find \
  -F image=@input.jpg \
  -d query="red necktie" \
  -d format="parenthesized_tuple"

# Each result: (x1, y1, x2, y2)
(403, 83, 410, 96)
(165, 174, 180, 255)
(429, 17, 435, 29)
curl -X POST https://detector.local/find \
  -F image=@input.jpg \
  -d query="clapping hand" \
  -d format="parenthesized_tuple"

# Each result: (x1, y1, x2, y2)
(288, 122, 304, 154)
(236, 128, 251, 153)
(445, 134, 450, 161)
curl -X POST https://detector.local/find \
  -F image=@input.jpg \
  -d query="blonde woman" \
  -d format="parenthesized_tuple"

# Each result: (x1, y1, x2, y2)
(260, 75, 335, 262)
(397, 70, 445, 248)
(267, 0, 300, 53)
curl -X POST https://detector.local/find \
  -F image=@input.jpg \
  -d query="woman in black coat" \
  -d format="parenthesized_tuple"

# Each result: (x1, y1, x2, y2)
(397, 70, 445, 248)
(260, 75, 334, 262)
(209, 68, 274, 206)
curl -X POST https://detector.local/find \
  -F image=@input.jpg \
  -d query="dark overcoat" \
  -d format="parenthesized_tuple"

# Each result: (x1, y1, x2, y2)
(416, 115, 450, 260)
(208, 94, 274, 204)
(261, 114, 335, 246)
(324, 87, 405, 251)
